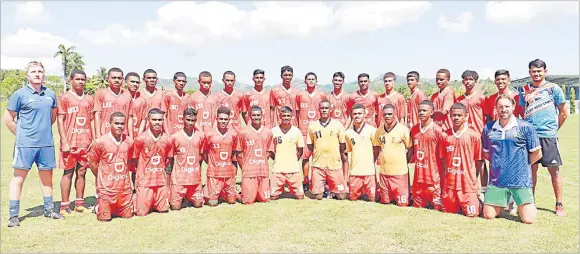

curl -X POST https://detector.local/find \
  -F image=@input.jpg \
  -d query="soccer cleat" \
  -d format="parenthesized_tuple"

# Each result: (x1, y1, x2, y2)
(74, 206, 91, 214)
(7, 216, 20, 228)
(44, 210, 65, 220)
(60, 208, 74, 217)
(555, 205, 566, 217)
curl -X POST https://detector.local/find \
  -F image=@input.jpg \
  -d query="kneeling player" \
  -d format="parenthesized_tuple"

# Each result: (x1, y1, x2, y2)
(373, 104, 412, 206)
(167, 108, 205, 210)
(236, 106, 274, 204)
(441, 103, 482, 217)
(345, 104, 378, 201)
(132, 108, 173, 216)
(270, 106, 305, 200)
(203, 107, 239, 206)
(88, 112, 134, 221)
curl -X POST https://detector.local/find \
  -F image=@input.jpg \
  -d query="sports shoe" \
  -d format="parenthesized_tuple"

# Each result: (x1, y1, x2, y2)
(555, 205, 566, 217)
(74, 206, 91, 213)
(44, 210, 64, 220)
(508, 202, 518, 216)
(478, 192, 485, 203)
(60, 208, 74, 217)
(7, 216, 19, 227)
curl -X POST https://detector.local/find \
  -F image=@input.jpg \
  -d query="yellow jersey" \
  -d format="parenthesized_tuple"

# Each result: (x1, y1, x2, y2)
(373, 123, 412, 176)
(271, 126, 304, 173)
(345, 124, 377, 176)
(307, 119, 346, 170)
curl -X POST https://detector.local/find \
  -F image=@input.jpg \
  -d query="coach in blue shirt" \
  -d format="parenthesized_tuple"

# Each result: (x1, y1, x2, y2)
(482, 94, 542, 224)
(3, 61, 64, 228)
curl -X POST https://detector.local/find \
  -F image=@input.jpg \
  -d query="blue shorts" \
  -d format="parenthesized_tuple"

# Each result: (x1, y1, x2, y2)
(12, 146, 56, 170)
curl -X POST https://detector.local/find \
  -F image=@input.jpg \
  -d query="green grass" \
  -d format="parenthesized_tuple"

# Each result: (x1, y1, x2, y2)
(1, 101, 578, 253)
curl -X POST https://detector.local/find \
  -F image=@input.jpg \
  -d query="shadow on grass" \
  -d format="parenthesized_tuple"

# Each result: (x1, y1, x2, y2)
(537, 207, 556, 214)
(19, 196, 97, 222)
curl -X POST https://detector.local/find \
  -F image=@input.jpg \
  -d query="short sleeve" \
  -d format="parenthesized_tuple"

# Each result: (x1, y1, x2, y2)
(403, 128, 412, 149)
(338, 124, 346, 143)
(87, 141, 101, 163)
(518, 87, 527, 107)
(132, 137, 142, 160)
(50, 91, 58, 108)
(266, 132, 274, 153)
(552, 85, 566, 106)
(297, 130, 305, 148)
(473, 134, 483, 161)
(524, 125, 542, 152)
(160, 93, 169, 113)
(306, 126, 313, 145)
(57, 95, 67, 115)
(235, 133, 244, 152)
(269, 90, 277, 107)
(167, 137, 175, 158)
(345, 133, 353, 152)
(372, 130, 381, 147)
(294, 94, 301, 112)
(442, 90, 455, 111)
(93, 91, 103, 113)
(481, 125, 490, 153)
(398, 97, 407, 118)
(7, 91, 22, 112)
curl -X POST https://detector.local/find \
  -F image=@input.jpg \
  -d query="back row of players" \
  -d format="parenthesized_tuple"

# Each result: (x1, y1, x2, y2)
(58, 61, 566, 224)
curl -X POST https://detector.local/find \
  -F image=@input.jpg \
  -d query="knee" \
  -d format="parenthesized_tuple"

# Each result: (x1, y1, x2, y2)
(62, 170, 74, 178)
(11, 176, 25, 185)
(315, 194, 324, 200)
(170, 205, 182, 211)
(520, 216, 536, 224)
(192, 202, 203, 208)
(336, 194, 346, 200)
(294, 195, 304, 200)
(271, 195, 280, 200)
(225, 196, 237, 204)
(77, 167, 87, 177)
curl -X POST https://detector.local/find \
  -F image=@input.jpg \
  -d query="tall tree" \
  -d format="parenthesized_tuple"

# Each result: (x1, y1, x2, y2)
(54, 44, 85, 92)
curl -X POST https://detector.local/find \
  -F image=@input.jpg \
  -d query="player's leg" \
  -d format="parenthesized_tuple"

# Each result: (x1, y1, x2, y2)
(241, 177, 258, 205)
(476, 160, 486, 201)
(287, 172, 305, 200)
(431, 184, 442, 211)
(412, 183, 427, 208)
(114, 191, 134, 219)
(327, 168, 347, 200)
(482, 185, 508, 219)
(223, 177, 237, 204)
(301, 135, 311, 192)
(204, 176, 221, 206)
(74, 162, 90, 213)
(441, 188, 460, 214)
(134, 186, 154, 216)
(191, 184, 204, 208)
(8, 164, 30, 227)
(170, 184, 186, 210)
(59, 152, 75, 216)
(460, 191, 481, 218)
(511, 188, 537, 224)
(393, 174, 410, 207)
(378, 174, 391, 204)
(152, 185, 170, 213)
(96, 192, 113, 222)
(269, 173, 285, 200)
(364, 175, 377, 202)
(256, 177, 271, 203)
(37, 147, 62, 219)
(540, 138, 565, 216)
(348, 176, 364, 201)
(310, 167, 326, 200)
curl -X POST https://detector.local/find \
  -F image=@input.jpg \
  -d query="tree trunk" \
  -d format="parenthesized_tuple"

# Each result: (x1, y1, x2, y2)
(62, 58, 67, 92)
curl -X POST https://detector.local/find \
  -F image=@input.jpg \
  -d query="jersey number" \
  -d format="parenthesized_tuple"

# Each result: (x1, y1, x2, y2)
(350, 138, 356, 145)
(315, 130, 322, 139)
(380, 136, 386, 144)
(275, 136, 282, 144)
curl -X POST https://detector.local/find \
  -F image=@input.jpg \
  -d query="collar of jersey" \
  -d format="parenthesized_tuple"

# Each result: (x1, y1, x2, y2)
(492, 115, 518, 131)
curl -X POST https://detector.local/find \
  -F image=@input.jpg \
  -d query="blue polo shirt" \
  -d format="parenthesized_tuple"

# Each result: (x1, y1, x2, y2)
(482, 116, 541, 188)
(7, 84, 58, 148)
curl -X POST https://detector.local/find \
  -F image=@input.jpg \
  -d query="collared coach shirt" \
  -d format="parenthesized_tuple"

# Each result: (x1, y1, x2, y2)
(7, 84, 57, 148)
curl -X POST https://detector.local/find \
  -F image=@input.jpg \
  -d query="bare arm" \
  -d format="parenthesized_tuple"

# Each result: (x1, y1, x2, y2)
(95, 111, 102, 138)
(51, 108, 57, 124)
(128, 117, 135, 138)
(296, 147, 303, 160)
(270, 106, 275, 126)
(307, 144, 314, 157)
(529, 149, 542, 165)
(557, 103, 569, 130)
(57, 114, 70, 152)
(406, 146, 414, 164)
(138, 119, 146, 134)
(3, 110, 17, 135)
(88, 159, 99, 178)
(340, 143, 348, 179)
(373, 146, 380, 163)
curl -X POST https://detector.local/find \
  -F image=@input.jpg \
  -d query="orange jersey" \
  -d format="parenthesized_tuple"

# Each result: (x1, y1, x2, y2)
(456, 92, 486, 135)
(129, 93, 148, 137)
(216, 89, 244, 132)
(430, 87, 455, 131)
(347, 90, 379, 127)
(236, 126, 273, 178)
(410, 122, 446, 185)
(161, 90, 189, 135)
(204, 128, 238, 178)
(484, 92, 523, 121)
(377, 91, 407, 125)
(187, 91, 219, 132)
(328, 90, 350, 127)
(87, 133, 134, 193)
(407, 89, 427, 128)
(169, 130, 205, 186)
(141, 88, 165, 112)
(295, 90, 326, 135)
(57, 91, 94, 149)
(243, 88, 272, 128)
(270, 84, 298, 126)
(93, 88, 132, 135)
(441, 127, 482, 193)
(132, 130, 173, 187)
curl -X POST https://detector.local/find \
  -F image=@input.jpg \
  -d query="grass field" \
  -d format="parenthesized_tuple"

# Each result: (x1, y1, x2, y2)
(0, 101, 578, 253)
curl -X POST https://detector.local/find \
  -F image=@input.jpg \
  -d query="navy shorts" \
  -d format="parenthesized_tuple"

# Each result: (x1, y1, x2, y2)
(12, 146, 56, 170)
(534, 138, 563, 168)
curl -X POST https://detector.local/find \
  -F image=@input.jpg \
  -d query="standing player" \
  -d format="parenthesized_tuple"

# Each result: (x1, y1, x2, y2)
(217, 71, 244, 132)
(167, 108, 205, 210)
(87, 112, 134, 222)
(132, 108, 173, 216)
(141, 69, 164, 115)
(187, 71, 219, 132)
(270, 107, 305, 200)
(346, 73, 379, 128)
(307, 100, 348, 200)
(243, 69, 272, 128)
(93, 67, 132, 138)
(162, 72, 190, 135)
(203, 107, 239, 206)
(126, 72, 147, 138)
(484, 69, 523, 122)
(519, 59, 569, 216)
(373, 104, 412, 206)
(270, 65, 298, 127)
(430, 69, 455, 131)
(440, 103, 482, 217)
(57, 70, 93, 216)
(236, 106, 274, 204)
(328, 72, 350, 127)
(345, 103, 378, 202)
(406, 71, 427, 128)
(377, 72, 407, 125)
(409, 100, 445, 211)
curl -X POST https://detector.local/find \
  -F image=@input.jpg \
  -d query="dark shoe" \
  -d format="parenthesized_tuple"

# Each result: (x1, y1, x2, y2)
(44, 210, 64, 220)
(8, 216, 20, 227)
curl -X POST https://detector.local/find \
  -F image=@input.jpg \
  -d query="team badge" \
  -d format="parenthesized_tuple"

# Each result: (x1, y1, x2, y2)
(76, 117, 87, 126)
(151, 155, 161, 165)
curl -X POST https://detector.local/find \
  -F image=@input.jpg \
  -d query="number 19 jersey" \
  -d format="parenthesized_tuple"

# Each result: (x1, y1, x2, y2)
(441, 127, 482, 193)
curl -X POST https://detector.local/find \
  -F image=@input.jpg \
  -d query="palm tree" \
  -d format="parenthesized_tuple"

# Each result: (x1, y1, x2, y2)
(96, 67, 108, 88)
(68, 52, 85, 73)
(54, 44, 76, 92)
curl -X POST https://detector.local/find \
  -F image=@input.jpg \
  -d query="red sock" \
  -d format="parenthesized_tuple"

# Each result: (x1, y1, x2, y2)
(75, 199, 85, 208)
(61, 202, 70, 210)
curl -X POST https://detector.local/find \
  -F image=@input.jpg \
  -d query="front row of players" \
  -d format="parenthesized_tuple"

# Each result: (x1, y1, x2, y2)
(90, 96, 538, 223)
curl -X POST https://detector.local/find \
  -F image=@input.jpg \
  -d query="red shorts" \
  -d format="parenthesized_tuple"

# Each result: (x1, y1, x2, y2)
(170, 184, 203, 207)
(134, 185, 169, 216)
(96, 191, 133, 221)
(441, 189, 481, 217)
(270, 172, 304, 197)
(59, 148, 88, 170)
(311, 167, 346, 195)
(378, 174, 409, 206)
(241, 176, 270, 204)
(412, 182, 442, 210)
(348, 175, 376, 201)
(301, 135, 311, 160)
(203, 176, 237, 202)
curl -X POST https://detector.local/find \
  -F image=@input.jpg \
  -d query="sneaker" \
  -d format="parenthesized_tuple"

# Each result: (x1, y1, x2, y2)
(478, 192, 485, 203)
(7, 216, 19, 227)
(44, 210, 64, 220)
(60, 208, 74, 217)
(92, 205, 98, 214)
(508, 202, 518, 216)
(74, 206, 91, 213)
(555, 205, 567, 217)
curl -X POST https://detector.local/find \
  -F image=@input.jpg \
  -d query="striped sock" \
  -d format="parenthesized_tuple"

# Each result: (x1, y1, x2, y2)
(61, 202, 70, 210)
(75, 199, 85, 208)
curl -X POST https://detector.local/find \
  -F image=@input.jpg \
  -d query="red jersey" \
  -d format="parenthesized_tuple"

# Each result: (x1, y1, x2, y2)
(407, 88, 427, 128)
(430, 86, 455, 131)
(57, 91, 94, 149)
(377, 91, 407, 125)
(187, 91, 219, 132)
(169, 129, 205, 186)
(129, 92, 148, 137)
(141, 88, 165, 112)
(295, 90, 326, 135)
(483, 92, 523, 121)
(93, 88, 132, 136)
(204, 128, 238, 178)
(132, 130, 173, 187)
(441, 127, 482, 193)
(347, 90, 379, 127)
(216, 89, 244, 132)
(243, 88, 272, 128)
(410, 122, 446, 185)
(328, 90, 350, 127)
(161, 90, 189, 135)
(456, 92, 486, 135)
(270, 84, 298, 126)
(87, 133, 134, 193)
(236, 126, 273, 178)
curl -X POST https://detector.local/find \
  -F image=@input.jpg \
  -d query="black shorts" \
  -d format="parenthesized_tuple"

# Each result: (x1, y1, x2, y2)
(534, 138, 562, 167)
